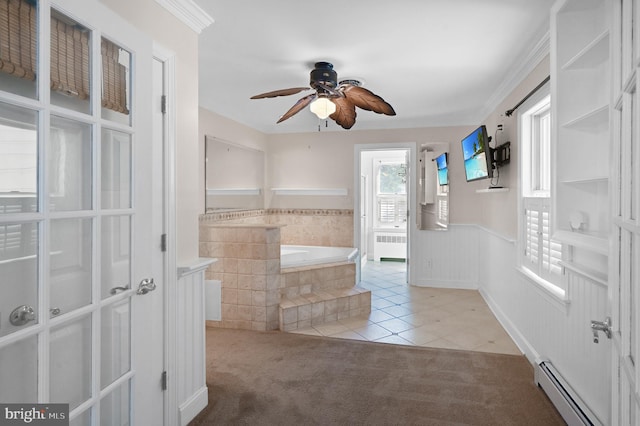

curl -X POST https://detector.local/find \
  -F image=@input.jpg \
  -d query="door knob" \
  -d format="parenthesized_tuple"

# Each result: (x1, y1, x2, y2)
(591, 317, 612, 343)
(136, 278, 156, 295)
(10, 305, 36, 326)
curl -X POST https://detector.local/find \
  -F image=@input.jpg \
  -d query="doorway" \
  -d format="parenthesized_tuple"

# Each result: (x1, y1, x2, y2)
(354, 144, 416, 284)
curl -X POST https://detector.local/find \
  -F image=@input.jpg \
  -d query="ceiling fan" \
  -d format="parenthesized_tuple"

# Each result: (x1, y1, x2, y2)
(250, 62, 396, 130)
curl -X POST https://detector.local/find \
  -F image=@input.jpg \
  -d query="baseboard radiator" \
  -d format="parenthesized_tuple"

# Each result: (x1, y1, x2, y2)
(373, 232, 406, 261)
(535, 361, 601, 426)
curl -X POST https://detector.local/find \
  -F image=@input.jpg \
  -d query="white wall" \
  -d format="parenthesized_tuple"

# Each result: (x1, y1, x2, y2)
(478, 228, 610, 423)
(102, 0, 201, 263)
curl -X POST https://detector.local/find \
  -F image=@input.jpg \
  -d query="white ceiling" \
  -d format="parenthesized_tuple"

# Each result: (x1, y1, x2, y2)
(194, 0, 554, 134)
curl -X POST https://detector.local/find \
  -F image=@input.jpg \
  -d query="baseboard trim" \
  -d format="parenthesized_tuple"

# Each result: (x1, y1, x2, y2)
(479, 287, 540, 365)
(179, 385, 208, 426)
(412, 278, 478, 290)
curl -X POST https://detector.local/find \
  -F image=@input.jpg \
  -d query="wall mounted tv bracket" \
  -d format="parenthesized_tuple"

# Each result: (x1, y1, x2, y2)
(492, 142, 510, 168)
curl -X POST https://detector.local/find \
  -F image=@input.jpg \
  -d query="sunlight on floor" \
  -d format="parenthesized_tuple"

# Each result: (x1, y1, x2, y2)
(290, 260, 521, 355)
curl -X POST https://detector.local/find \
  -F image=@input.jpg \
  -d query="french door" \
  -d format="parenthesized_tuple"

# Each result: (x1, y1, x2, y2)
(0, 0, 161, 424)
(611, 0, 640, 423)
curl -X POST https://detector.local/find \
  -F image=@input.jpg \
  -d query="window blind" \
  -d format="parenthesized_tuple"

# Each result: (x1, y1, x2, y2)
(0, 0, 129, 114)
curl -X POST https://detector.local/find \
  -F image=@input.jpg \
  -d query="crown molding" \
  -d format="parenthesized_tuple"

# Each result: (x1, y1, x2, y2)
(154, 0, 213, 34)
(477, 25, 550, 122)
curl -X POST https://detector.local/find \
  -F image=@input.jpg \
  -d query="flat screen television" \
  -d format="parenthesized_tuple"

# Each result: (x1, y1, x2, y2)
(461, 125, 493, 182)
(435, 153, 448, 186)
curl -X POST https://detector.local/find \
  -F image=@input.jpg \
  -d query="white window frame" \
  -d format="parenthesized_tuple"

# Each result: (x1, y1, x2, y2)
(518, 85, 565, 298)
(375, 160, 407, 228)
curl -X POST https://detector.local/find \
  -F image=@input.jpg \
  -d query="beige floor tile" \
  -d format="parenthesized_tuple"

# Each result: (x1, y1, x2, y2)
(398, 325, 440, 345)
(374, 334, 413, 346)
(351, 323, 394, 341)
(329, 330, 368, 341)
(283, 262, 521, 356)
(445, 329, 497, 350)
(313, 322, 350, 336)
(419, 337, 464, 351)
(473, 338, 521, 355)
(367, 309, 395, 323)
(376, 318, 414, 334)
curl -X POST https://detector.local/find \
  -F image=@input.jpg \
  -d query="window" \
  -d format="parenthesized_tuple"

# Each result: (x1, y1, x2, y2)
(376, 161, 407, 227)
(519, 91, 563, 290)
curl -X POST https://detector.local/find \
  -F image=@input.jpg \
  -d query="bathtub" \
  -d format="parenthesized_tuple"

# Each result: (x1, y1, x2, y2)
(281, 245, 359, 269)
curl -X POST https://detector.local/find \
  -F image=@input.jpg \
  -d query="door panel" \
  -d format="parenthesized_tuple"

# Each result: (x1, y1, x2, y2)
(50, 218, 92, 315)
(612, 0, 640, 422)
(50, 316, 92, 410)
(0, 0, 160, 423)
(49, 116, 93, 211)
(0, 336, 37, 403)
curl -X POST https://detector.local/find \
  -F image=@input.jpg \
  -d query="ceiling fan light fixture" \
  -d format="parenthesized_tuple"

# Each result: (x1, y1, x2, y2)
(309, 96, 336, 119)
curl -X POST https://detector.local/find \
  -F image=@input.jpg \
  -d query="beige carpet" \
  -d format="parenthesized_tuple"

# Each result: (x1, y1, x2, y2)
(190, 328, 565, 425)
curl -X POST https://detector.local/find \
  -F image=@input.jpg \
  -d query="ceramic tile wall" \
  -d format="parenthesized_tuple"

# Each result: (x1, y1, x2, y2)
(267, 209, 353, 247)
(200, 224, 281, 331)
(199, 209, 354, 247)
(199, 209, 358, 332)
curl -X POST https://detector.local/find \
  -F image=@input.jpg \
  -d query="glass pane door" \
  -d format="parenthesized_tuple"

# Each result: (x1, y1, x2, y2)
(0, 1, 141, 424)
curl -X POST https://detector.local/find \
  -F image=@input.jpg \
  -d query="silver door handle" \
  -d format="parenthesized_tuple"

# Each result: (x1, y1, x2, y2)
(137, 278, 156, 295)
(591, 317, 612, 343)
(10, 305, 36, 326)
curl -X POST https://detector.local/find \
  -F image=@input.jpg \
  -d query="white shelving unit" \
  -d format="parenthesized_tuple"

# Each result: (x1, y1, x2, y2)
(551, 0, 611, 279)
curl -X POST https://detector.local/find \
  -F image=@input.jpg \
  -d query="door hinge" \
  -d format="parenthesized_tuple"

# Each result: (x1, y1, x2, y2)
(161, 233, 167, 252)
(161, 95, 167, 114)
(161, 371, 167, 391)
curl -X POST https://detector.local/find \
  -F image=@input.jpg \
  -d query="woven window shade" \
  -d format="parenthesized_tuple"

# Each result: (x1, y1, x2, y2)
(0, 0, 129, 114)
(50, 15, 90, 99)
(0, 0, 36, 80)
(101, 37, 129, 114)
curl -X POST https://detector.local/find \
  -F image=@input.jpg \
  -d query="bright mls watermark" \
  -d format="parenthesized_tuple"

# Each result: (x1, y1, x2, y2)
(0, 404, 68, 425)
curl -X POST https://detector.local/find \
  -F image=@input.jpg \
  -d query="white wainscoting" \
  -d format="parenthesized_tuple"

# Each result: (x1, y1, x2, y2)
(176, 258, 216, 425)
(475, 228, 610, 425)
(414, 224, 610, 423)
(412, 224, 479, 289)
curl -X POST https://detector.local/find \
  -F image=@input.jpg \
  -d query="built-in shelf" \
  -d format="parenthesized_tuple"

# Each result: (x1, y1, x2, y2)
(553, 0, 611, 260)
(476, 187, 509, 193)
(562, 30, 610, 70)
(271, 188, 348, 196)
(553, 230, 609, 255)
(562, 104, 609, 132)
(206, 188, 261, 196)
(558, 260, 607, 287)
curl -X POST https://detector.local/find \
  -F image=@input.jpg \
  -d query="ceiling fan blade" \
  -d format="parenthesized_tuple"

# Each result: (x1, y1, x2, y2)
(250, 87, 311, 99)
(341, 85, 396, 116)
(329, 97, 357, 129)
(276, 93, 316, 123)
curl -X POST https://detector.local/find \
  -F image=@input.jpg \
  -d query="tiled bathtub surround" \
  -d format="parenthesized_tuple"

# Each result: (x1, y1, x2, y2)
(279, 262, 370, 331)
(200, 209, 354, 247)
(199, 210, 369, 332)
(200, 224, 282, 331)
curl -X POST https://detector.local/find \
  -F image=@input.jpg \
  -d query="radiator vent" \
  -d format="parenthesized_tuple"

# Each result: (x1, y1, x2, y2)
(375, 234, 407, 244)
(373, 232, 406, 261)
(535, 360, 601, 426)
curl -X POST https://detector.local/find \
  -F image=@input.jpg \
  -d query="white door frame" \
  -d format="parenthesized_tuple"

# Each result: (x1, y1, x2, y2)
(354, 142, 417, 283)
(152, 44, 177, 426)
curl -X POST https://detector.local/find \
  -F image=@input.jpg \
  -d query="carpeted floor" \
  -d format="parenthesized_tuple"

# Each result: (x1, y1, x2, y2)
(190, 328, 565, 425)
